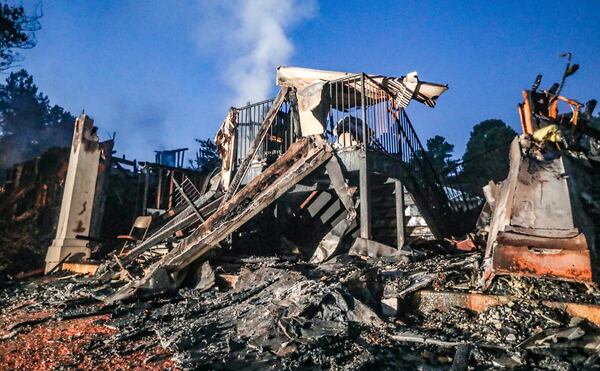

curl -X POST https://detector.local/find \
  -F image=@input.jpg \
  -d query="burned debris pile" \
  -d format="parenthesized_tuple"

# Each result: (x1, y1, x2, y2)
(3, 248, 600, 369)
(2, 62, 600, 369)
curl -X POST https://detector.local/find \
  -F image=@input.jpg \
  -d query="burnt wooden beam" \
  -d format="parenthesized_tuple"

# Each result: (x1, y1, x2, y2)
(168, 137, 331, 269)
(413, 290, 600, 327)
(119, 193, 221, 264)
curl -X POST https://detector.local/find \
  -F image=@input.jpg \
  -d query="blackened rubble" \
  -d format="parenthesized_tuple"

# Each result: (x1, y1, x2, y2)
(3, 246, 600, 369)
(488, 276, 600, 304)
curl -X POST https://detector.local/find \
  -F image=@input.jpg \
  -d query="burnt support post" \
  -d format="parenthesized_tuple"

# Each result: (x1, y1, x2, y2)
(168, 171, 174, 209)
(359, 73, 371, 239)
(395, 179, 406, 248)
(156, 167, 163, 209)
(142, 167, 149, 215)
(135, 170, 141, 216)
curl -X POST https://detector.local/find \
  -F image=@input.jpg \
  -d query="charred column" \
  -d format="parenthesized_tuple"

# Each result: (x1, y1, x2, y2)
(45, 114, 110, 273)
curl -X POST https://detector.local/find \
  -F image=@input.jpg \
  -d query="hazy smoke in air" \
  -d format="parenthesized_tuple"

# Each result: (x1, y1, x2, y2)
(196, 0, 316, 105)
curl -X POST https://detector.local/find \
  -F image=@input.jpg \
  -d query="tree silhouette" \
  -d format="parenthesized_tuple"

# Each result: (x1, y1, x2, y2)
(190, 138, 219, 172)
(0, 3, 41, 71)
(0, 69, 75, 170)
(461, 119, 517, 193)
(426, 135, 457, 175)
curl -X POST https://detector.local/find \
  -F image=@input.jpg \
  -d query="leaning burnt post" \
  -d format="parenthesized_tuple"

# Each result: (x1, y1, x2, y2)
(45, 114, 112, 273)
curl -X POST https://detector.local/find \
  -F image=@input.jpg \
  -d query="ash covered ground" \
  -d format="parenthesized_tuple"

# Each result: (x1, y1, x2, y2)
(2, 246, 600, 370)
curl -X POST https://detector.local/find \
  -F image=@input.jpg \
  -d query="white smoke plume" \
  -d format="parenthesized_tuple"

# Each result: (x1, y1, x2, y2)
(196, 0, 316, 106)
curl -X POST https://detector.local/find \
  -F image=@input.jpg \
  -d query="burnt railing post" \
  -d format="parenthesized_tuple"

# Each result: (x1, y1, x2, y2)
(395, 179, 406, 248)
(142, 166, 149, 215)
(359, 73, 371, 239)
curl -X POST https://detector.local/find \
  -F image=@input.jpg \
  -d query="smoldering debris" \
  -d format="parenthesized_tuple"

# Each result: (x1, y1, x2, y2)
(3, 247, 600, 369)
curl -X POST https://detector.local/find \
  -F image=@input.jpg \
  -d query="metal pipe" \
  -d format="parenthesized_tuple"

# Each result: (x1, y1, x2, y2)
(361, 73, 368, 148)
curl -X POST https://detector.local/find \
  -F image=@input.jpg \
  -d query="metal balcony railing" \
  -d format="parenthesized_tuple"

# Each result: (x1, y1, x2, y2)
(322, 74, 481, 214)
(233, 99, 295, 169)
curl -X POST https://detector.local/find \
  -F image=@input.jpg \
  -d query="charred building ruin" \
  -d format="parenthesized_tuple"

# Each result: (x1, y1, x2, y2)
(2, 60, 600, 369)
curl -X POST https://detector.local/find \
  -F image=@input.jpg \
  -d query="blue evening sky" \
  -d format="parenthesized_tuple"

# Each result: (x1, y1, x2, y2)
(17, 0, 600, 162)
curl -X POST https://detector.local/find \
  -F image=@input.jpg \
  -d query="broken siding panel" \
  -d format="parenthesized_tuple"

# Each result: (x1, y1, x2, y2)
(215, 109, 238, 191)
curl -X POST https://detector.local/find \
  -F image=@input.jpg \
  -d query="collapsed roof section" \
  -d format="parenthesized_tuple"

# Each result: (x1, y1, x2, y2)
(276, 66, 449, 108)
